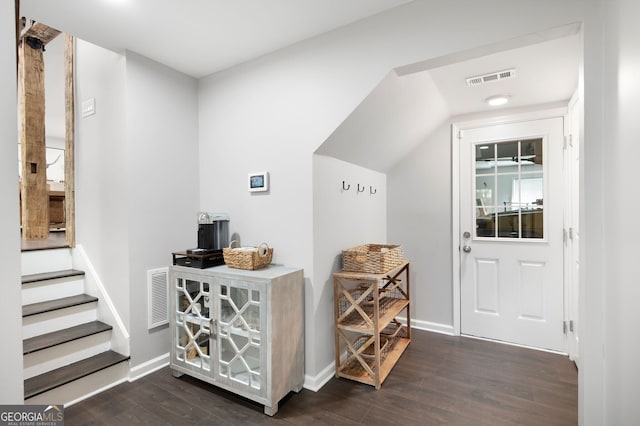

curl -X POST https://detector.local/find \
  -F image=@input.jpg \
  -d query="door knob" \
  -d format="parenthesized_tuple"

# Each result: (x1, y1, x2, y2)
(463, 245, 472, 253)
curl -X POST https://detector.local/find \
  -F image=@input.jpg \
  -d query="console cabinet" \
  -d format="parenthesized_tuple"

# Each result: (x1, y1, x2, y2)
(170, 264, 304, 416)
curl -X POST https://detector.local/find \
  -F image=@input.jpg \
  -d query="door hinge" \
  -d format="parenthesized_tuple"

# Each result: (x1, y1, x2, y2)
(569, 320, 574, 332)
(563, 229, 568, 244)
(563, 321, 568, 334)
(569, 227, 574, 240)
(458, 130, 464, 139)
(568, 134, 574, 148)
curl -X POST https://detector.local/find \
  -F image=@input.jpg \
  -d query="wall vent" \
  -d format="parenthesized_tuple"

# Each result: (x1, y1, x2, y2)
(147, 267, 169, 329)
(466, 68, 516, 87)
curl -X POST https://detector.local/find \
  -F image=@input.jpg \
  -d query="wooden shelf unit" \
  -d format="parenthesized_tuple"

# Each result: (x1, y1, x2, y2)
(333, 261, 410, 389)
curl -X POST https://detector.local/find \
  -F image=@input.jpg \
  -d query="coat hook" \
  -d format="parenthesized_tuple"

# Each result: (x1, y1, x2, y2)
(342, 180, 350, 191)
(370, 186, 377, 195)
(357, 184, 365, 193)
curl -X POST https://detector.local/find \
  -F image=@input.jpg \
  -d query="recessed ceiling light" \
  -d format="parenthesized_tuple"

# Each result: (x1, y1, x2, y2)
(486, 95, 510, 106)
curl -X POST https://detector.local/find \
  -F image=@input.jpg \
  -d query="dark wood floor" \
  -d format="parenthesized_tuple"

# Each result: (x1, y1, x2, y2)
(64, 330, 577, 425)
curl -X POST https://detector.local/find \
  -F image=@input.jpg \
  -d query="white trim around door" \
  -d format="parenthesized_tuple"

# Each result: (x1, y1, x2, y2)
(451, 106, 568, 349)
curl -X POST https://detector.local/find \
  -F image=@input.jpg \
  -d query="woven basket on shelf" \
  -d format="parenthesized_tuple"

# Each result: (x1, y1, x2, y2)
(342, 244, 403, 274)
(223, 240, 273, 270)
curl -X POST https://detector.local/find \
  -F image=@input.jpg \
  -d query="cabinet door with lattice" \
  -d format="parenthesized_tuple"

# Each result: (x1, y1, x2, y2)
(214, 276, 266, 397)
(172, 272, 214, 376)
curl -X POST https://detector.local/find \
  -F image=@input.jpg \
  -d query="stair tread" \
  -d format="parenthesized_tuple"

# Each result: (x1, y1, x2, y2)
(23, 321, 112, 355)
(23, 294, 98, 317)
(22, 269, 85, 284)
(24, 350, 129, 399)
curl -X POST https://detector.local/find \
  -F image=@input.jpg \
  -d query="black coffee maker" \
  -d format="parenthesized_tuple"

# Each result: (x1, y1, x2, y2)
(188, 212, 230, 255)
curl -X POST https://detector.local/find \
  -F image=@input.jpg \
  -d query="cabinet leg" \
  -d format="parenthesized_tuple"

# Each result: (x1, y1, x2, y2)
(264, 403, 278, 416)
(171, 369, 184, 378)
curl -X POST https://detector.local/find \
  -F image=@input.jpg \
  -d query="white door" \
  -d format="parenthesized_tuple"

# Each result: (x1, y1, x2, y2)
(459, 117, 565, 352)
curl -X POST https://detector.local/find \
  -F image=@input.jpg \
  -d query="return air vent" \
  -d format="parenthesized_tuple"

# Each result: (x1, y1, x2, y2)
(466, 68, 516, 87)
(147, 267, 169, 329)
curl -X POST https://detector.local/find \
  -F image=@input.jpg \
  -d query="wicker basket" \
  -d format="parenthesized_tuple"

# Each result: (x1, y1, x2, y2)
(223, 240, 273, 270)
(342, 244, 403, 274)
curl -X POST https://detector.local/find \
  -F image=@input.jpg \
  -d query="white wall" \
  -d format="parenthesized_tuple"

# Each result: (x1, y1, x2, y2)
(76, 43, 200, 368)
(0, 1, 24, 403)
(312, 155, 386, 375)
(581, 1, 605, 424)
(387, 123, 453, 330)
(583, 0, 640, 423)
(75, 39, 130, 332)
(44, 35, 65, 140)
(197, 0, 584, 377)
(124, 51, 199, 366)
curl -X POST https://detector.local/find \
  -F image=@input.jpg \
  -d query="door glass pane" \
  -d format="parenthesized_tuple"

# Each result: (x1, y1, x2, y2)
(497, 209, 519, 238)
(521, 138, 543, 167)
(496, 173, 519, 213)
(475, 143, 495, 175)
(175, 278, 211, 371)
(496, 140, 519, 162)
(522, 207, 544, 239)
(475, 175, 495, 214)
(217, 280, 262, 391)
(474, 138, 545, 240)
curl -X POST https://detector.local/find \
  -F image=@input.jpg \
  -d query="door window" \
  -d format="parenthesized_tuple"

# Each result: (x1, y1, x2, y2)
(474, 138, 544, 239)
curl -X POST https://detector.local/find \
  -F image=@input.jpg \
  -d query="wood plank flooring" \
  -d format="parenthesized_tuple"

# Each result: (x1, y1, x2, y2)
(64, 330, 577, 425)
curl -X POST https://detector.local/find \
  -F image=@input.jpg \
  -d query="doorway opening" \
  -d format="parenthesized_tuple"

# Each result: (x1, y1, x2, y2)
(17, 18, 75, 251)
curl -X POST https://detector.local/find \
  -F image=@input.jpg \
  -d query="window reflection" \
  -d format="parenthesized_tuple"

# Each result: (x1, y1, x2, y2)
(475, 138, 544, 239)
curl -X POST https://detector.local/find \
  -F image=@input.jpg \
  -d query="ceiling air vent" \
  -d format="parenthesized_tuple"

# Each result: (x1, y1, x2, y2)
(466, 68, 516, 87)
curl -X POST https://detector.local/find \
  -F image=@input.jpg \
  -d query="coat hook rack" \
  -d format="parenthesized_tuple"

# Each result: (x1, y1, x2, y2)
(357, 184, 365, 193)
(342, 180, 350, 191)
(370, 186, 377, 195)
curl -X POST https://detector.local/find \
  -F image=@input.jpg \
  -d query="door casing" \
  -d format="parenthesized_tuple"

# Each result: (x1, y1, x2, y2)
(451, 106, 570, 351)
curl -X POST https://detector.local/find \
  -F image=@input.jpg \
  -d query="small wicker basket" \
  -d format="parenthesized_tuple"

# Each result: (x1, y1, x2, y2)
(342, 244, 403, 274)
(223, 240, 273, 270)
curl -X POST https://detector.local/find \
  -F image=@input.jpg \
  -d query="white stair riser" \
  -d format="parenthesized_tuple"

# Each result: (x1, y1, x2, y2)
(24, 332, 112, 380)
(21, 248, 73, 275)
(22, 277, 85, 305)
(25, 361, 129, 406)
(23, 304, 97, 339)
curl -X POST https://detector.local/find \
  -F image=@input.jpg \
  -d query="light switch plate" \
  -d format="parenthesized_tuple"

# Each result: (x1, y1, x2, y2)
(81, 98, 96, 117)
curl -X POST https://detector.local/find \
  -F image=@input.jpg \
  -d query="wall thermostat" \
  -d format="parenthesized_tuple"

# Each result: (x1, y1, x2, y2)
(248, 171, 269, 192)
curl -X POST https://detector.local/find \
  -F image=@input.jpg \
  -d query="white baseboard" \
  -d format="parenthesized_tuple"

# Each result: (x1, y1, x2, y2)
(303, 360, 335, 392)
(408, 318, 455, 336)
(129, 353, 170, 382)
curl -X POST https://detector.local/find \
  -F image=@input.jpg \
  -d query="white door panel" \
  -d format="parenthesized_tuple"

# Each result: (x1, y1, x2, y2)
(460, 117, 565, 352)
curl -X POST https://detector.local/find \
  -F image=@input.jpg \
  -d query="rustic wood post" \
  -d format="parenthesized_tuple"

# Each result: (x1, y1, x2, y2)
(18, 21, 61, 240)
(19, 35, 49, 239)
(64, 34, 75, 247)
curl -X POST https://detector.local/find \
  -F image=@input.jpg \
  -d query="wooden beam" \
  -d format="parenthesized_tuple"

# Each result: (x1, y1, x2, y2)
(21, 20, 61, 45)
(19, 35, 49, 239)
(64, 35, 76, 247)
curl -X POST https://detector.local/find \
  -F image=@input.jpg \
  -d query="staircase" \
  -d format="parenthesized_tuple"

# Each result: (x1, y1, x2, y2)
(22, 246, 130, 405)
